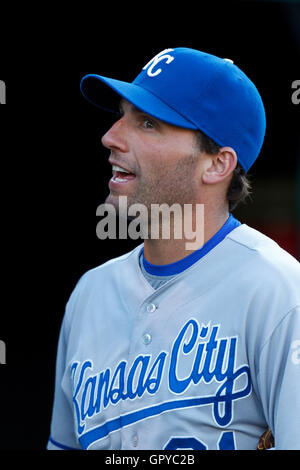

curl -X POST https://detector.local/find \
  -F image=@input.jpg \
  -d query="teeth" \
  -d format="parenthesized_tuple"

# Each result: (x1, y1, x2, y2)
(112, 165, 130, 174)
(114, 177, 126, 182)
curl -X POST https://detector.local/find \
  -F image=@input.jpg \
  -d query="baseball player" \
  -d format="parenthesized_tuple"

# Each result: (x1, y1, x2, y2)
(47, 48, 300, 450)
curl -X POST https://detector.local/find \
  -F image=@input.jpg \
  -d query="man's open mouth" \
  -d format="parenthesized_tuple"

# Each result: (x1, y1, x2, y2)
(111, 165, 136, 183)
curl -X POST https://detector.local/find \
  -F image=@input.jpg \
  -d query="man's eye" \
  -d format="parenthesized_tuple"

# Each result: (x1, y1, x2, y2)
(143, 117, 155, 129)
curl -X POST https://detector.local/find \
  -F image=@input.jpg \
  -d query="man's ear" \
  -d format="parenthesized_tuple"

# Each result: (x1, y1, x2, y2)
(202, 147, 238, 184)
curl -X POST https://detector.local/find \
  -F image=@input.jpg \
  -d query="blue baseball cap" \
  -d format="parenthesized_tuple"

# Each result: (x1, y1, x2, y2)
(80, 47, 266, 172)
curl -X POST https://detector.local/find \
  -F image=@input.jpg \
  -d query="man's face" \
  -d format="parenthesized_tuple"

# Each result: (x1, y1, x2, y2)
(101, 99, 204, 211)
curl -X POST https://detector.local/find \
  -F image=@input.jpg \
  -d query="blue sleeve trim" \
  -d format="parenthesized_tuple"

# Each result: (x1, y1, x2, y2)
(49, 436, 80, 451)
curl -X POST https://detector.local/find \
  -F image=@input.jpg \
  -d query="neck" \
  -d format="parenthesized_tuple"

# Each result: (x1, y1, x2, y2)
(143, 205, 229, 265)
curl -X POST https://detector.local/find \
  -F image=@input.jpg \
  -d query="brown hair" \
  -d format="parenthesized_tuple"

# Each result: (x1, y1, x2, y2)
(195, 130, 251, 211)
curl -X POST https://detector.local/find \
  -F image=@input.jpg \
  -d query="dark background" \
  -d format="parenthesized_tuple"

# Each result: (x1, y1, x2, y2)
(0, 0, 299, 450)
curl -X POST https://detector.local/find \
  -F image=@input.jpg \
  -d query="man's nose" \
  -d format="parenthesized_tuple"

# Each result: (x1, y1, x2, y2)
(101, 118, 129, 153)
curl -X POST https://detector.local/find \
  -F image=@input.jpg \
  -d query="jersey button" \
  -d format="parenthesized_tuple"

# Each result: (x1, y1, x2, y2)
(132, 434, 139, 447)
(142, 333, 152, 345)
(146, 303, 156, 313)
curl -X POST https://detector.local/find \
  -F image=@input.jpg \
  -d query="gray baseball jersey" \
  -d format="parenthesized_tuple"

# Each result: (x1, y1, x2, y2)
(47, 223, 300, 450)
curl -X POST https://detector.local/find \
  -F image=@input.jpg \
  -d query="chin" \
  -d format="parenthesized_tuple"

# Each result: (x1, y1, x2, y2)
(104, 193, 118, 208)
(105, 192, 130, 216)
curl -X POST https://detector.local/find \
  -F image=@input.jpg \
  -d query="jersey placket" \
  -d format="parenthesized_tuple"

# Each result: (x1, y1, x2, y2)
(118, 291, 162, 449)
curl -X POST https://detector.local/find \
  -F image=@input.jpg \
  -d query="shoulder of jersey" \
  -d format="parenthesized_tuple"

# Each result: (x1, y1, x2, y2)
(76, 243, 142, 283)
(227, 224, 298, 261)
(64, 244, 143, 316)
(227, 224, 300, 290)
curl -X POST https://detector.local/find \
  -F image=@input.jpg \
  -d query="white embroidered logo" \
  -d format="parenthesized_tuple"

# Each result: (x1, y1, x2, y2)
(143, 49, 175, 77)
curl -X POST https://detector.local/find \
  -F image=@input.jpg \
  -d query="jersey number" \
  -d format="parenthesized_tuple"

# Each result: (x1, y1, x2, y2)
(164, 431, 235, 450)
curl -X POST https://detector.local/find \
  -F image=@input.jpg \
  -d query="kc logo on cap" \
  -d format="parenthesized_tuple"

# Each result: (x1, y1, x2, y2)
(143, 49, 175, 77)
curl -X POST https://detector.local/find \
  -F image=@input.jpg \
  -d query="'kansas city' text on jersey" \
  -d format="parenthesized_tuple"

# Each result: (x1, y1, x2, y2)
(48, 225, 300, 450)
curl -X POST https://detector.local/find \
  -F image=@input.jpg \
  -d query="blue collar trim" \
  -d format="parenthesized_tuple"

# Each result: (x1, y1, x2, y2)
(142, 214, 241, 276)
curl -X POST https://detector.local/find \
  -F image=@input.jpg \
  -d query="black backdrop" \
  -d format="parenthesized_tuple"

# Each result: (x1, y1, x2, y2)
(0, 0, 299, 451)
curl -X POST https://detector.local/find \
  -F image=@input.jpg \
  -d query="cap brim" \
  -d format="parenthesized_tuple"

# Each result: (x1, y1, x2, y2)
(80, 74, 197, 130)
